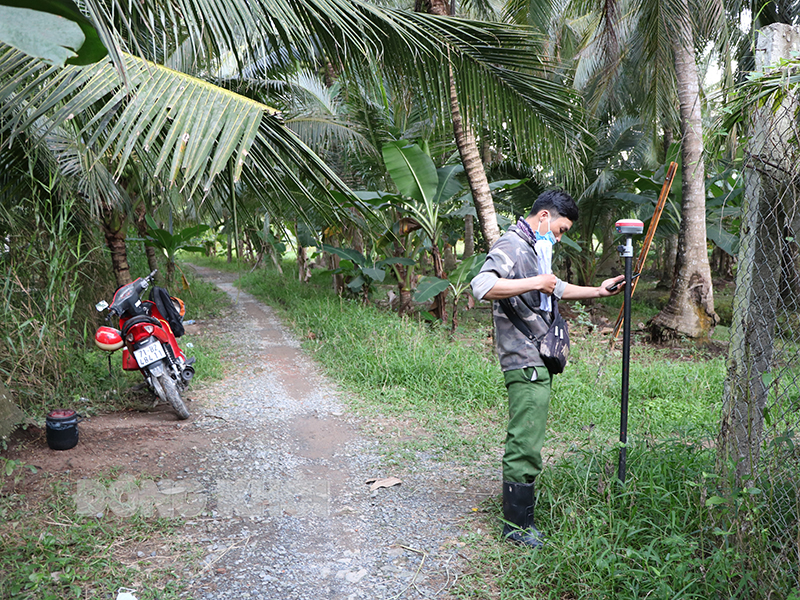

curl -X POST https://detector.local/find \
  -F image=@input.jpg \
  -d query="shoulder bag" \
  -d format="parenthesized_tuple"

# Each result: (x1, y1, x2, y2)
(498, 298, 570, 375)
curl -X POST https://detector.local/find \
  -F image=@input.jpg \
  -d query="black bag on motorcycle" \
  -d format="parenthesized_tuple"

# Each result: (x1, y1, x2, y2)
(149, 286, 185, 338)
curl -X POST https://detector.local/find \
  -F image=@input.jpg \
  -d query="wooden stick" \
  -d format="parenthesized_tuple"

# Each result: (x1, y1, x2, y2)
(609, 162, 678, 348)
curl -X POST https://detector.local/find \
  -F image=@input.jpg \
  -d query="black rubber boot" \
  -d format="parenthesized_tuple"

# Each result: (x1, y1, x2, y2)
(502, 481, 544, 548)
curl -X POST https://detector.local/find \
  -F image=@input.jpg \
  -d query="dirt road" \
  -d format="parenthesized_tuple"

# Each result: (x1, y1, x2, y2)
(9, 265, 497, 599)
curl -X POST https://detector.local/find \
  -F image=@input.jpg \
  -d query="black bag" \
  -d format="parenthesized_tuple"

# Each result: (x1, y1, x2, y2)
(538, 300, 570, 374)
(499, 298, 570, 375)
(149, 286, 185, 338)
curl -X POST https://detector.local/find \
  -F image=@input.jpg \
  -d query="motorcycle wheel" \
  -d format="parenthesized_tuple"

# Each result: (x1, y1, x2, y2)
(154, 372, 190, 420)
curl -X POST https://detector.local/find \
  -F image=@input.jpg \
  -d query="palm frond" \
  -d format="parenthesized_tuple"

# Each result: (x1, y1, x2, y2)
(46, 121, 132, 215)
(0, 100, 131, 220)
(1, 46, 353, 200)
(85, 0, 589, 179)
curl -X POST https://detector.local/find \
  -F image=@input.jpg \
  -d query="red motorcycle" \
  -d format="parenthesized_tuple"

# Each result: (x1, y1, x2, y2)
(94, 270, 193, 420)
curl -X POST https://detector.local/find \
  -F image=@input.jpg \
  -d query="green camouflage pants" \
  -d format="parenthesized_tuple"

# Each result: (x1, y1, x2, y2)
(502, 366, 552, 483)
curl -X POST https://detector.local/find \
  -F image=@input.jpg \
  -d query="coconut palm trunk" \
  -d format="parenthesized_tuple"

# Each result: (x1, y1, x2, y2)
(464, 214, 474, 258)
(650, 4, 718, 339)
(448, 68, 500, 249)
(134, 203, 159, 274)
(100, 207, 132, 287)
(416, 0, 498, 321)
(421, 0, 500, 251)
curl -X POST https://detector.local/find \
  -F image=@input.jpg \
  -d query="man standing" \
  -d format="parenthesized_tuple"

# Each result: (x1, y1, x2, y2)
(470, 189, 623, 548)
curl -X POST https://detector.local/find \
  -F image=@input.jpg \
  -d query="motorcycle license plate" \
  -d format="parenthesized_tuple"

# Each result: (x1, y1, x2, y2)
(133, 343, 166, 367)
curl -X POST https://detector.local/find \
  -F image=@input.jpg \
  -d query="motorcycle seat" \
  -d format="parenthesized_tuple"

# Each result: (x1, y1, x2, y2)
(121, 315, 162, 336)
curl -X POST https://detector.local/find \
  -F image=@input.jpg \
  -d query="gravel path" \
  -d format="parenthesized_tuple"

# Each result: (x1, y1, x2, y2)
(181, 266, 497, 599)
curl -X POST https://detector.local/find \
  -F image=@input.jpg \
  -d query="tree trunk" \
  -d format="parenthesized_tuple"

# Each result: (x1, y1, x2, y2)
(297, 245, 311, 282)
(245, 235, 254, 262)
(662, 127, 674, 162)
(650, 9, 718, 340)
(100, 208, 132, 287)
(717, 23, 800, 484)
(658, 234, 679, 289)
(267, 242, 284, 275)
(443, 244, 457, 272)
(464, 214, 474, 258)
(430, 243, 448, 321)
(349, 208, 364, 255)
(134, 203, 159, 275)
(718, 164, 782, 484)
(448, 70, 500, 249)
(600, 214, 615, 270)
(712, 245, 734, 279)
(780, 225, 800, 300)
(420, 0, 494, 319)
(324, 234, 344, 294)
(420, 0, 500, 250)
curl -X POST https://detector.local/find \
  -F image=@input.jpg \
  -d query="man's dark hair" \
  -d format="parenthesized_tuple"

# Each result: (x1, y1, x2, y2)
(527, 189, 579, 222)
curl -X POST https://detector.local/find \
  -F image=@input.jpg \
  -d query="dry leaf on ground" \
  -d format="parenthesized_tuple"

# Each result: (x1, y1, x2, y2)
(365, 477, 402, 491)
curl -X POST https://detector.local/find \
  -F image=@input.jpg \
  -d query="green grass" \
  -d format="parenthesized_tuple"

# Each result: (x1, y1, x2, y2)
(177, 268, 231, 321)
(460, 440, 798, 600)
(0, 478, 193, 599)
(1, 243, 230, 418)
(235, 263, 795, 600)
(41, 265, 226, 419)
(553, 338, 725, 440)
(237, 265, 724, 452)
(0, 253, 229, 599)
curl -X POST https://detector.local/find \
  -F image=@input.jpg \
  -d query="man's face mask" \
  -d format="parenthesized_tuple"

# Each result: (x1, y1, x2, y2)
(535, 216, 557, 245)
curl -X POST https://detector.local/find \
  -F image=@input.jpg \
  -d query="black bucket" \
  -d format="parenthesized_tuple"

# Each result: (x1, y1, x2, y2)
(46, 409, 81, 450)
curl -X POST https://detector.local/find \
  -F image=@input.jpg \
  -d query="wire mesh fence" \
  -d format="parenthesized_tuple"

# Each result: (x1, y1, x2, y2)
(717, 23, 800, 596)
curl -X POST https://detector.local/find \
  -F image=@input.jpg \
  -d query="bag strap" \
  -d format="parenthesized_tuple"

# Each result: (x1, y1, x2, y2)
(499, 296, 560, 342)
(498, 298, 538, 342)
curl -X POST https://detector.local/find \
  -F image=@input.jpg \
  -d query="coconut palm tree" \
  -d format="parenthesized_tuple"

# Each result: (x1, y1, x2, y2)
(641, 0, 724, 339)
(2, 0, 588, 258)
(506, 0, 729, 338)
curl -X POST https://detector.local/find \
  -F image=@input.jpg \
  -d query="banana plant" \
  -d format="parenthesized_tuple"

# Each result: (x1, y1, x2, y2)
(322, 244, 415, 303)
(142, 215, 210, 284)
(380, 140, 524, 321)
(381, 140, 464, 321)
(0, 0, 107, 66)
(413, 253, 486, 332)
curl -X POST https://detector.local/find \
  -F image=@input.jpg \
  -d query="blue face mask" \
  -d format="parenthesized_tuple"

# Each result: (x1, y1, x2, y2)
(535, 217, 557, 245)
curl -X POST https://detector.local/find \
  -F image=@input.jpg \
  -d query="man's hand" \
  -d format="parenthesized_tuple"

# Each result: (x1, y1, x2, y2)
(598, 275, 625, 297)
(531, 274, 557, 294)
(559, 275, 627, 301)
